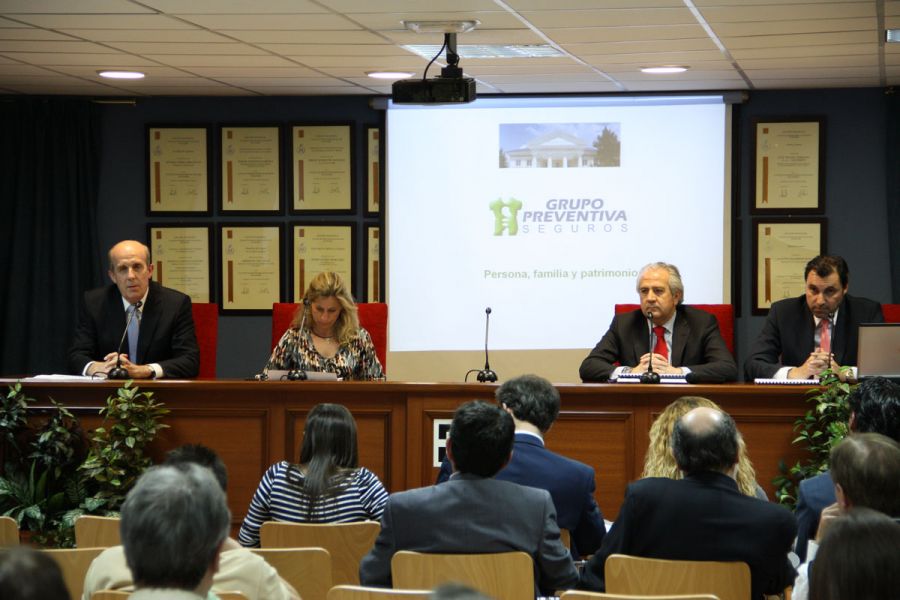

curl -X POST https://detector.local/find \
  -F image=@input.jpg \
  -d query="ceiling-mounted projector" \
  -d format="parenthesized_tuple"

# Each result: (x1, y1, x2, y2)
(392, 32, 476, 104)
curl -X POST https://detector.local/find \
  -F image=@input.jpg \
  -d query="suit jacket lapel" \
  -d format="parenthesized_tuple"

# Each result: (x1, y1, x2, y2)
(630, 312, 649, 363)
(671, 309, 689, 365)
(833, 300, 850, 363)
(799, 302, 816, 356)
(136, 286, 161, 363)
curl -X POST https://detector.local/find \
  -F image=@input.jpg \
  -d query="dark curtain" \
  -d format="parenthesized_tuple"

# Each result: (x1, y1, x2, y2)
(887, 89, 900, 302)
(0, 98, 102, 376)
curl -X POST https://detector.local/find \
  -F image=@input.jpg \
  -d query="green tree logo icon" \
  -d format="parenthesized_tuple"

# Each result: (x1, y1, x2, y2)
(489, 198, 523, 236)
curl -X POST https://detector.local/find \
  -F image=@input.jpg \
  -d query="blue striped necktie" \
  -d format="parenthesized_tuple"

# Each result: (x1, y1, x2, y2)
(127, 304, 140, 363)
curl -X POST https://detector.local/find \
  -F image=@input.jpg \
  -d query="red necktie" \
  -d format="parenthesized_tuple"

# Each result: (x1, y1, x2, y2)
(653, 325, 668, 359)
(819, 319, 831, 353)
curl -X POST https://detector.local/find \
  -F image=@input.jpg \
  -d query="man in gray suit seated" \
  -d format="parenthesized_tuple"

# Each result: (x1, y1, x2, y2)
(359, 400, 578, 596)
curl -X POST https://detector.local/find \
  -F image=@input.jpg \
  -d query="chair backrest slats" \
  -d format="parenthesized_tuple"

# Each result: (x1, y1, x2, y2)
(390, 550, 534, 600)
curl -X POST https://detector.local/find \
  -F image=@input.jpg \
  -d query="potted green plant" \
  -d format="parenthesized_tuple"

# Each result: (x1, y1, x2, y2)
(773, 368, 854, 508)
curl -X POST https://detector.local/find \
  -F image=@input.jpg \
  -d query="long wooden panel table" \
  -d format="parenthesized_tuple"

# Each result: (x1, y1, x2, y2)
(13, 380, 813, 528)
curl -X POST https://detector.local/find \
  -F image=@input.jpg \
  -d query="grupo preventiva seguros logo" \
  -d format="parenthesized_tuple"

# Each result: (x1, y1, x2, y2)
(489, 197, 628, 236)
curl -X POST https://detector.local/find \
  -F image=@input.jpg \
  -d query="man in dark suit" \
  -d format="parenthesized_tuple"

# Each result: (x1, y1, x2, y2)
(580, 262, 736, 383)
(68, 240, 199, 379)
(359, 400, 578, 596)
(793, 376, 900, 561)
(744, 255, 883, 381)
(580, 406, 796, 599)
(436, 374, 606, 558)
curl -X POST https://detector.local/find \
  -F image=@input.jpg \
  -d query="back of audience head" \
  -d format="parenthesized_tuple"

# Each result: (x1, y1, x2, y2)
(848, 376, 900, 441)
(645, 396, 759, 496)
(164, 443, 228, 492)
(671, 406, 739, 475)
(809, 507, 900, 600)
(448, 400, 515, 478)
(121, 464, 230, 591)
(0, 546, 70, 600)
(830, 432, 900, 516)
(495, 374, 560, 433)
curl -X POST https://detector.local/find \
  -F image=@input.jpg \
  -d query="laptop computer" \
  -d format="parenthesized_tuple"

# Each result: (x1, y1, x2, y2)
(856, 323, 900, 379)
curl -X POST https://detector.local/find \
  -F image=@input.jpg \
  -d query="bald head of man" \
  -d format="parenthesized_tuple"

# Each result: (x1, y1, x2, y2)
(671, 406, 740, 476)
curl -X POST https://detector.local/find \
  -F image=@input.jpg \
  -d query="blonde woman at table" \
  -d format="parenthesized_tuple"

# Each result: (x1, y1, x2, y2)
(643, 395, 767, 499)
(264, 271, 384, 381)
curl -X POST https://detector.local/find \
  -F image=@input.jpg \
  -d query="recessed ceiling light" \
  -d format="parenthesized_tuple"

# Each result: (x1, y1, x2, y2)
(366, 71, 415, 80)
(402, 20, 479, 34)
(641, 66, 689, 74)
(97, 70, 145, 80)
(887, 29, 900, 43)
(403, 44, 564, 59)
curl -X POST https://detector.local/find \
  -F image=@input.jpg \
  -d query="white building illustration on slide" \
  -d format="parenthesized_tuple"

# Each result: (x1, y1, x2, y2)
(504, 129, 597, 168)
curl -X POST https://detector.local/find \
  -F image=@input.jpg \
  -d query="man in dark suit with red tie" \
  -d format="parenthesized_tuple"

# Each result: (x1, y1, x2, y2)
(579, 262, 736, 383)
(68, 240, 199, 379)
(744, 255, 883, 382)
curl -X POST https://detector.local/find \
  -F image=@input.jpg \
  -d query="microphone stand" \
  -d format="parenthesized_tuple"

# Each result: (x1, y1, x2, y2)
(640, 311, 660, 384)
(476, 307, 498, 383)
(287, 298, 310, 381)
(108, 300, 142, 380)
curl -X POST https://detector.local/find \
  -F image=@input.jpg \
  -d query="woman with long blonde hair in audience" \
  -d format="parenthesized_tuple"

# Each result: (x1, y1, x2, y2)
(643, 395, 767, 498)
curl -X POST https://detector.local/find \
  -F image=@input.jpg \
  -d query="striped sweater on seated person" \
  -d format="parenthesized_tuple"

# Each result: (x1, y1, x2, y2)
(238, 460, 389, 547)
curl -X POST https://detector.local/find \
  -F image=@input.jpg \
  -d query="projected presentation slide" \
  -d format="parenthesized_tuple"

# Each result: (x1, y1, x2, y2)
(387, 96, 728, 353)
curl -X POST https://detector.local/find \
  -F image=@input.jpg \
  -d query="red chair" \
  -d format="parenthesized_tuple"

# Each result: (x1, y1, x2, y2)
(191, 303, 218, 378)
(271, 302, 388, 371)
(882, 304, 900, 323)
(614, 303, 735, 355)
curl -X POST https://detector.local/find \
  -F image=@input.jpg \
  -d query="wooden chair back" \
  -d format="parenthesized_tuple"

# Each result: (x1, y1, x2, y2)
(390, 550, 534, 600)
(191, 302, 219, 378)
(75, 515, 121, 547)
(250, 547, 332, 600)
(43, 547, 106, 600)
(604, 554, 749, 600)
(327, 585, 433, 600)
(91, 592, 130, 599)
(0, 515, 17, 546)
(561, 591, 720, 599)
(560, 528, 571, 551)
(260, 521, 380, 586)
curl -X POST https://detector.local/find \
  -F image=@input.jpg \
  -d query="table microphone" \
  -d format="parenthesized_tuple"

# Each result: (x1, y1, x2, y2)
(108, 300, 142, 380)
(287, 297, 311, 381)
(640, 310, 660, 384)
(476, 307, 498, 383)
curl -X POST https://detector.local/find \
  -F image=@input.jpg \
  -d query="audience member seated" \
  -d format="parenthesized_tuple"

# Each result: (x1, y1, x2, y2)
(239, 403, 389, 547)
(791, 433, 900, 600)
(84, 444, 298, 600)
(579, 262, 736, 383)
(0, 545, 70, 600)
(436, 374, 606, 558)
(263, 271, 384, 380)
(118, 463, 229, 599)
(807, 507, 900, 600)
(794, 376, 900, 560)
(744, 254, 883, 382)
(644, 396, 767, 499)
(580, 406, 796, 599)
(360, 400, 578, 596)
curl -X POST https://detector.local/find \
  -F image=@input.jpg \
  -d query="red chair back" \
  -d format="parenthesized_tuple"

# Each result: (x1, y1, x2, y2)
(191, 303, 218, 378)
(271, 302, 388, 371)
(614, 303, 735, 355)
(882, 304, 900, 323)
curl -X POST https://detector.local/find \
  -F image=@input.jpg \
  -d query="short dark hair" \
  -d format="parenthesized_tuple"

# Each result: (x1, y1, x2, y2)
(671, 410, 739, 474)
(495, 374, 560, 433)
(164, 444, 228, 492)
(0, 546, 69, 600)
(830, 433, 900, 516)
(121, 464, 230, 590)
(849, 376, 900, 442)
(804, 255, 849, 287)
(809, 507, 900, 600)
(448, 400, 514, 477)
